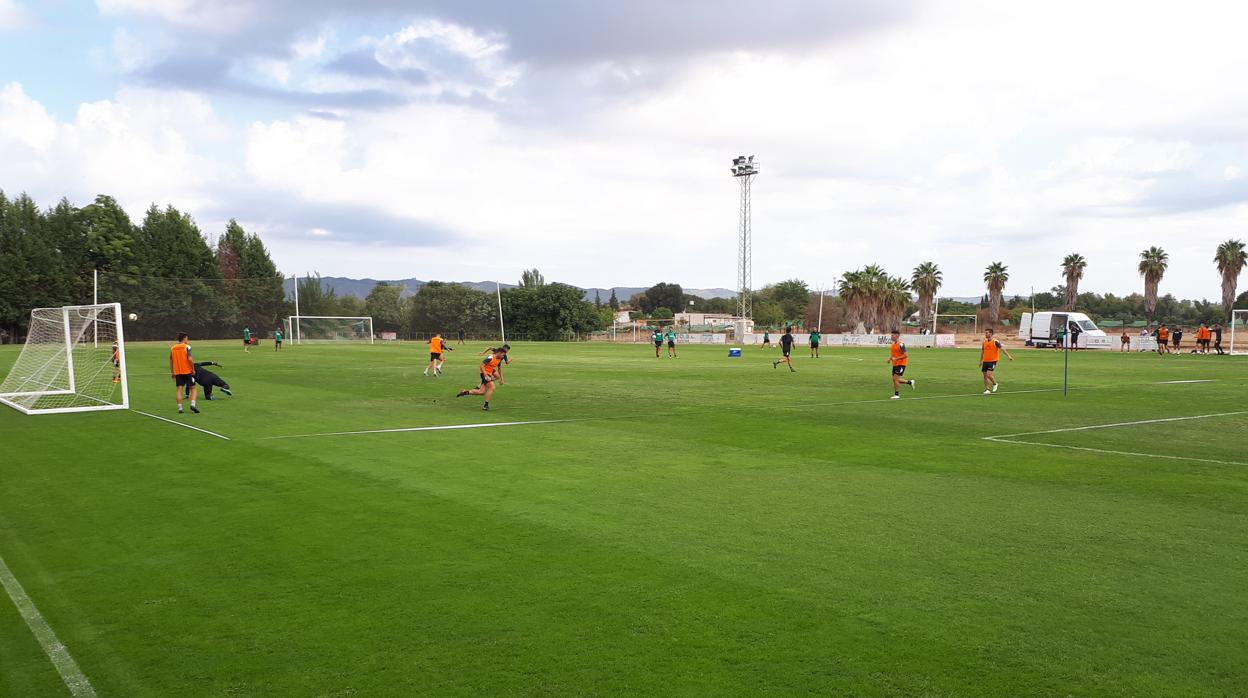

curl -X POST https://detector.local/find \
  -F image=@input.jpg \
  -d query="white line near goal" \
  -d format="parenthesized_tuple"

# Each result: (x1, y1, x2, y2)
(132, 410, 231, 440)
(982, 411, 1248, 466)
(0, 553, 97, 697)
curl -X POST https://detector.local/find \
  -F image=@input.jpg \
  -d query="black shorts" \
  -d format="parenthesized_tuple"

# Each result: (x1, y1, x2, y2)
(174, 373, 196, 387)
(810, 342, 819, 349)
(112, 359, 120, 368)
(667, 341, 675, 347)
(892, 365, 906, 376)
(479, 372, 494, 385)
(243, 339, 250, 346)
(430, 352, 442, 361)
(781, 347, 792, 357)
(981, 361, 997, 373)
(654, 341, 662, 347)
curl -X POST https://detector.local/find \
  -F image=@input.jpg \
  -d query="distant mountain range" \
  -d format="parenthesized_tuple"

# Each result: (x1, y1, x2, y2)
(283, 277, 737, 302)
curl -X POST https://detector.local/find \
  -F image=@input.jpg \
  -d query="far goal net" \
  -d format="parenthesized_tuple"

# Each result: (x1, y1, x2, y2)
(0, 303, 129, 414)
(1231, 310, 1248, 355)
(285, 316, 374, 344)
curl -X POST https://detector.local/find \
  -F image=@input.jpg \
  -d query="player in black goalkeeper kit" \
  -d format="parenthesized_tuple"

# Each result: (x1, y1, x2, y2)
(183, 361, 233, 400)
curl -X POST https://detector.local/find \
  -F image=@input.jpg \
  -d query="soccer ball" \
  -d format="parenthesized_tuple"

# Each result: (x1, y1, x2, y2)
(127, 313, 138, 321)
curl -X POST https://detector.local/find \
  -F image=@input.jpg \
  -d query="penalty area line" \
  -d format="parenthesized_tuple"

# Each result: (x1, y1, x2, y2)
(0, 553, 97, 697)
(132, 410, 231, 440)
(982, 410, 1248, 467)
(263, 419, 580, 440)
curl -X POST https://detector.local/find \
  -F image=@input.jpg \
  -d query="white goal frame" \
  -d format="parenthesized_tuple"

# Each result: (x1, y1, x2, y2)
(285, 315, 374, 344)
(1231, 309, 1248, 355)
(0, 303, 129, 415)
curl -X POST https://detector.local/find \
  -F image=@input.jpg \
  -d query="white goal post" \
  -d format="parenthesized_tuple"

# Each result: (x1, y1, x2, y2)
(1231, 310, 1248, 355)
(0, 303, 129, 415)
(284, 316, 374, 344)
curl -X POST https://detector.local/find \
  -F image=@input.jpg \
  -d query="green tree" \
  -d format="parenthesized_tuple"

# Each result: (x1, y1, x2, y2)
(80, 194, 138, 275)
(520, 269, 545, 288)
(608, 289, 619, 310)
(1138, 246, 1168, 321)
(767, 279, 811, 321)
(910, 262, 942, 330)
(365, 282, 405, 333)
(216, 219, 289, 333)
(1214, 239, 1246, 321)
(0, 193, 70, 338)
(1061, 253, 1087, 311)
(639, 282, 683, 315)
(501, 283, 599, 340)
(409, 282, 495, 335)
(128, 204, 227, 338)
(983, 262, 1009, 325)
(296, 272, 339, 316)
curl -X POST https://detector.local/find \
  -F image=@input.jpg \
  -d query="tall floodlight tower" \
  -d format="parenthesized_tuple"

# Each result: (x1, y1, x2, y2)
(731, 155, 759, 319)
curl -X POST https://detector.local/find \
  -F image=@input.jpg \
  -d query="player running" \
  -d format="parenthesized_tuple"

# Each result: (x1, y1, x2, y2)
(457, 346, 508, 411)
(887, 330, 916, 399)
(170, 332, 199, 414)
(242, 325, 251, 353)
(762, 331, 771, 349)
(809, 328, 821, 358)
(980, 328, 1013, 394)
(772, 326, 797, 372)
(665, 327, 678, 358)
(653, 328, 663, 357)
(425, 332, 452, 376)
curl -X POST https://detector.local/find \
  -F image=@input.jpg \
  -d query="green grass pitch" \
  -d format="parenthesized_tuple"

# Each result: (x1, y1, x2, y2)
(1, 340, 1246, 696)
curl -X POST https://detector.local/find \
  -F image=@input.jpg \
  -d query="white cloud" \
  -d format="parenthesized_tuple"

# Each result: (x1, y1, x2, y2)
(0, 0, 30, 30)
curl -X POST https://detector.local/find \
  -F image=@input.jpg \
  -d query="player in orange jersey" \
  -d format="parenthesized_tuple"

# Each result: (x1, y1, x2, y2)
(425, 332, 452, 376)
(979, 328, 1013, 394)
(170, 332, 199, 413)
(457, 346, 507, 411)
(886, 330, 916, 399)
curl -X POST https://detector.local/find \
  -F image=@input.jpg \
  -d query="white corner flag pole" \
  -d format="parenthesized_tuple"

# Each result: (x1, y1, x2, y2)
(496, 281, 506, 343)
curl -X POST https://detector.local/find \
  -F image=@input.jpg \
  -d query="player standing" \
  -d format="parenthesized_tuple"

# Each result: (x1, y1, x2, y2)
(886, 330, 916, 399)
(665, 326, 678, 358)
(980, 328, 1013, 394)
(457, 346, 508, 411)
(1156, 324, 1170, 355)
(111, 340, 121, 383)
(809, 328, 821, 358)
(171, 332, 199, 413)
(1120, 329, 1130, 353)
(274, 326, 283, 351)
(242, 325, 251, 353)
(653, 328, 663, 358)
(1213, 322, 1225, 355)
(772, 326, 796, 372)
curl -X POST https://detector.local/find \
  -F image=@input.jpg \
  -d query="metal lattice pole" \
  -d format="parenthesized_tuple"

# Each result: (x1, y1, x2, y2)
(731, 156, 759, 320)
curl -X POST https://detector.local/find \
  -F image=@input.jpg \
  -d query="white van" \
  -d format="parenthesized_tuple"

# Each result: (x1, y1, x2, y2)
(1018, 312, 1106, 348)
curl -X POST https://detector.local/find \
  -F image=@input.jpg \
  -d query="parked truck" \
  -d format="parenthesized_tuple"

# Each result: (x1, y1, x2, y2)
(1017, 312, 1106, 348)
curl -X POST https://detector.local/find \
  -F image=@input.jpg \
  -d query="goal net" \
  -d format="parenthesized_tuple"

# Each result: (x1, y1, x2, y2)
(285, 316, 374, 344)
(1231, 310, 1248, 355)
(0, 303, 129, 414)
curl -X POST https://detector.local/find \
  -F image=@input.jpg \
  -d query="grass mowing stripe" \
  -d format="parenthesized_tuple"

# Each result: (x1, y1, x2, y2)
(0, 553, 97, 698)
(132, 409, 231, 440)
(980, 438, 1248, 467)
(986, 410, 1248, 439)
(262, 418, 578, 439)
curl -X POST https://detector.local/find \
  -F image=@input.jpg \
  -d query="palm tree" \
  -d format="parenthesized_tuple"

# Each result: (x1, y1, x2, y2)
(1138, 247, 1169, 321)
(839, 269, 866, 333)
(983, 262, 1009, 325)
(1060, 253, 1087, 311)
(1214, 239, 1246, 321)
(911, 262, 942, 330)
(879, 275, 913, 331)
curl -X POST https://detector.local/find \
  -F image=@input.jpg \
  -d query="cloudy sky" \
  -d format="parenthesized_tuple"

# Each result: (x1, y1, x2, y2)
(1, 0, 1246, 297)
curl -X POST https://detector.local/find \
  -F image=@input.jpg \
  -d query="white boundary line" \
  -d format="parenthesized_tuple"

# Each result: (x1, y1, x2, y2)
(264, 419, 576, 440)
(132, 410, 231, 440)
(0, 553, 97, 697)
(983, 411, 1248, 466)
(1157, 379, 1216, 384)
